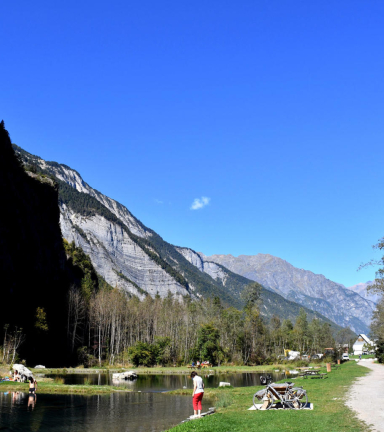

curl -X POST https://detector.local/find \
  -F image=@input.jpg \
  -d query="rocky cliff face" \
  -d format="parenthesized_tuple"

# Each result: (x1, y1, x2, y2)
(201, 253, 375, 333)
(14, 146, 188, 299)
(60, 205, 187, 298)
(175, 247, 228, 284)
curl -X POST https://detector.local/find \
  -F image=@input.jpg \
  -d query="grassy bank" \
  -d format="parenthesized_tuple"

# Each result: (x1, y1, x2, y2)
(0, 381, 130, 394)
(29, 363, 326, 375)
(167, 361, 370, 432)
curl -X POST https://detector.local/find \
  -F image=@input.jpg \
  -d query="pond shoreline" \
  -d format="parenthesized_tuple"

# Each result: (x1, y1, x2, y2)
(29, 363, 320, 375)
(0, 381, 131, 394)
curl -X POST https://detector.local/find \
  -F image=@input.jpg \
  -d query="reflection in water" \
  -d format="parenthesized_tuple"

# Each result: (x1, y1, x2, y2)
(12, 391, 25, 405)
(46, 371, 287, 392)
(0, 391, 207, 432)
(28, 393, 37, 411)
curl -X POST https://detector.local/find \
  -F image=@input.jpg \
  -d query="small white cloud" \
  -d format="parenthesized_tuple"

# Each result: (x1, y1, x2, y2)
(154, 199, 163, 204)
(190, 196, 211, 210)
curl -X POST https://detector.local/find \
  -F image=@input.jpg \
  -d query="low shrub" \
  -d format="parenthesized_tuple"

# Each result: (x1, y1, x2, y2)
(292, 360, 310, 368)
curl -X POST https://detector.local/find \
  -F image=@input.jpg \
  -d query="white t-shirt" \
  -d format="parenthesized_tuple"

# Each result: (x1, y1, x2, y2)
(193, 376, 204, 394)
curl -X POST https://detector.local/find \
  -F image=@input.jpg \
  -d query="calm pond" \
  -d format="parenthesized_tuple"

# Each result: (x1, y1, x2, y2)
(46, 371, 287, 392)
(0, 372, 287, 431)
(0, 391, 207, 432)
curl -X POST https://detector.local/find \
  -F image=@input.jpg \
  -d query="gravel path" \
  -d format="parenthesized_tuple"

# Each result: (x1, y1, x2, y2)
(346, 360, 384, 431)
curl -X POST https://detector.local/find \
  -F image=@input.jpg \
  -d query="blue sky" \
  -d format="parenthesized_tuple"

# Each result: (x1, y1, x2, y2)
(2, 0, 384, 287)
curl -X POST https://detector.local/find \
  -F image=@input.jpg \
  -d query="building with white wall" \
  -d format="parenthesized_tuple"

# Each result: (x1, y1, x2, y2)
(353, 334, 375, 355)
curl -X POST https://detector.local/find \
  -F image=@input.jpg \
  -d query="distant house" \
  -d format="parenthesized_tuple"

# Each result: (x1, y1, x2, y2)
(353, 334, 376, 355)
(336, 343, 349, 353)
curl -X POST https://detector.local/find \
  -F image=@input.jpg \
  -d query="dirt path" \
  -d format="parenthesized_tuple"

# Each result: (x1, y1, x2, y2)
(346, 361, 384, 431)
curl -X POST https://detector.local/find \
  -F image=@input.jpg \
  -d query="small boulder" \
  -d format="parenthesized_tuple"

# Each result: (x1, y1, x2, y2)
(112, 371, 137, 380)
(219, 382, 231, 387)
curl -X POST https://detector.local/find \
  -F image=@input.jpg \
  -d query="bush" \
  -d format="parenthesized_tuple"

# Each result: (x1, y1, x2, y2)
(376, 340, 384, 363)
(128, 338, 172, 367)
(129, 342, 155, 367)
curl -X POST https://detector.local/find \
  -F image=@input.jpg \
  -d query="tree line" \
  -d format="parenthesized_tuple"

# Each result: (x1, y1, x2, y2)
(67, 280, 341, 367)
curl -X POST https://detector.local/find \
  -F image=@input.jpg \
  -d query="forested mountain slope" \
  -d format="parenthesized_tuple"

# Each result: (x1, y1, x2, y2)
(202, 253, 374, 334)
(13, 144, 350, 332)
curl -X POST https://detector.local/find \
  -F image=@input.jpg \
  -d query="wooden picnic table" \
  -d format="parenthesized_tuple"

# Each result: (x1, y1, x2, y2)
(296, 367, 320, 371)
(300, 370, 328, 379)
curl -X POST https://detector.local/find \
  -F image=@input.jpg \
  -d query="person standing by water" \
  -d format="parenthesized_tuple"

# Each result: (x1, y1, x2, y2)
(190, 371, 204, 419)
(27, 376, 37, 411)
(28, 376, 37, 394)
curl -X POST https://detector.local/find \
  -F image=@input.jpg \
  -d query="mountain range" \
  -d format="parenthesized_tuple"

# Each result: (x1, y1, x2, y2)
(13, 144, 374, 334)
(193, 253, 376, 334)
(347, 281, 380, 304)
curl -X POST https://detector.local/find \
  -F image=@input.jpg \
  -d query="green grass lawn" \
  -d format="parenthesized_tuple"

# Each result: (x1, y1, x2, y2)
(167, 362, 370, 432)
(0, 380, 130, 394)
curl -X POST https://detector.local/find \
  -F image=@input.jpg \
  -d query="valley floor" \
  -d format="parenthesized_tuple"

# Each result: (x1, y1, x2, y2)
(167, 362, 370, 432)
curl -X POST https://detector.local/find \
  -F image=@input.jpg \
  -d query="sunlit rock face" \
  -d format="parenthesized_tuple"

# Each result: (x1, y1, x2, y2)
(15, 147, 188, 299)
(60, 205, 188, 299)
(175, 248, 227, 284)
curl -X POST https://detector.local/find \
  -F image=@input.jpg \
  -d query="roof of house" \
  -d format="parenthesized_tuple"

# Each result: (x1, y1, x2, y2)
(353, 334, 374, 347)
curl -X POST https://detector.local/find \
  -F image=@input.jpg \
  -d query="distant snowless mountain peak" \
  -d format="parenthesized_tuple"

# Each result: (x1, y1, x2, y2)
(200, 253, 377, 332)
(347, 281, 380, 304)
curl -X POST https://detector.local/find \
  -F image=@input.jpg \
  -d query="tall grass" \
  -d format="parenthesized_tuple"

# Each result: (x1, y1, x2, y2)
(54, 377, 65, 384)
(215, 392, 233, 408)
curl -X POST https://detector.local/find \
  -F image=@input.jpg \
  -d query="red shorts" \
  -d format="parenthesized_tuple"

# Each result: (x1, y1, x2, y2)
(193, 392, 204, 410)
